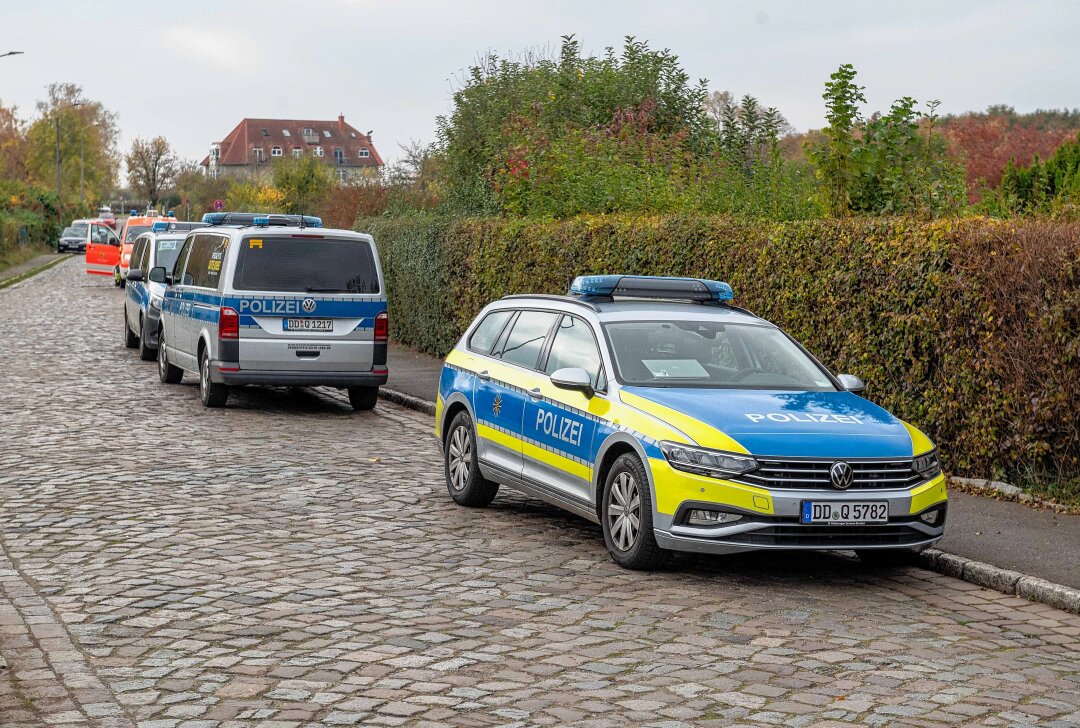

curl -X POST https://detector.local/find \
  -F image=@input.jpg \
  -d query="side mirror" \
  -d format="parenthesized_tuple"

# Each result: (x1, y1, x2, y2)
(148, 266, 168, 284)
(549, 367, 594, 398)
(837, 374, 865, 393)
(126, 269, 145, 282)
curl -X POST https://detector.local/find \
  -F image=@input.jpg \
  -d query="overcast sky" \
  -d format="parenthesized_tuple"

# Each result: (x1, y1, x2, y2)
(2, 0, 1078, 176)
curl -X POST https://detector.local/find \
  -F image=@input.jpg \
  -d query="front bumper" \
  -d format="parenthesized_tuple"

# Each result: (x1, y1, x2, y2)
(209, 361, 388, 388)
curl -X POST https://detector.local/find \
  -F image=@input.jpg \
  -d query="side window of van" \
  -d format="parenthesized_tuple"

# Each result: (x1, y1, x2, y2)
(186, 235, 230, 289)
(173, 239, 194, 285)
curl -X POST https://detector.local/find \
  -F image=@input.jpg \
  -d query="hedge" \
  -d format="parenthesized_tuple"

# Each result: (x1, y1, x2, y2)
(358, 214, 1080, 487)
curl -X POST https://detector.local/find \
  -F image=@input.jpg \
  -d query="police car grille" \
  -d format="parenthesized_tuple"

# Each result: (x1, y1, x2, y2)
(735, 459, 923, 490)
(725, 524, 925, 547)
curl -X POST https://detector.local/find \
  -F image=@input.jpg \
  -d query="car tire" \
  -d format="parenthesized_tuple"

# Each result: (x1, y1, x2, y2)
(856, 549, 920, 567)
(199, 350, 229, 408)
(602, 453, 670, 571)
(444, 411, 499, 507)
(138, 315, 155, 361)
(157, 330, 183, 384)
(123, 308, 138, 349)
(347, 386, 379, 411)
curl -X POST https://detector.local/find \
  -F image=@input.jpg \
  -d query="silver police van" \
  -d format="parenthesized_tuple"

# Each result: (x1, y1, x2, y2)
(152, 213, 388, 409)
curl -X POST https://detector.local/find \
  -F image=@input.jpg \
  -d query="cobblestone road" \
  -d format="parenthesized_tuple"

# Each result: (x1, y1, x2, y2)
(1, 260, 1079, 727)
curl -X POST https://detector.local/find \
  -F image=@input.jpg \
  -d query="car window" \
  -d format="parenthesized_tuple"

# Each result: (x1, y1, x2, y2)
(155, 238, 184, 274)
(496, 310, 558, 369)
(468, 310, 513, 354)
(130, 239, 146, 270)
(124, 225, 150, 243)
(544, 315, 606, 390)
(91, 225, 115, 245)
(233, 236, 379, 293)
(186, 234, 229, 289)
(172, 238, 194, 285)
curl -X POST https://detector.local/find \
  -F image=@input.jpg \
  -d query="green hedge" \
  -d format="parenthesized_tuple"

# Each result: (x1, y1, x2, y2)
(359, 214, 1080, 486)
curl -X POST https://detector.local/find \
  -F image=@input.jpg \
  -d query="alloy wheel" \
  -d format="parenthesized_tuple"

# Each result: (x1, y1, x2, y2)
(447, 425, 472, 492)
(607, 472, 641, 551)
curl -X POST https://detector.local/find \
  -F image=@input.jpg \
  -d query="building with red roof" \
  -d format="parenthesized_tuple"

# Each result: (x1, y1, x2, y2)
(200, 115, 384, 181)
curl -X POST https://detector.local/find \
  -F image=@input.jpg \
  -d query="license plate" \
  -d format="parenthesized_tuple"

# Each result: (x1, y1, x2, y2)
(801, 501, 888, 524)
(283, 318, 333, 332)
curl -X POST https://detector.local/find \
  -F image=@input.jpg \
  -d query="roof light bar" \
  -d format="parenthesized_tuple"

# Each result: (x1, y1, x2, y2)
(200, 212, 324, 228)
(569, 275, 734, 302)
(151, 221, 169, 232)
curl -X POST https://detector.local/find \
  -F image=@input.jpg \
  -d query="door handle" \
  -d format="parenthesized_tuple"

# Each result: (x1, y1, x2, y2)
(528, 387, 543, 400)
(477, 370, 491, 381)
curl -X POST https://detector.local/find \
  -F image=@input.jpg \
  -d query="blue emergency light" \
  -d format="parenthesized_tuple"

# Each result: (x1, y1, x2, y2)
(151, 221, 169, 232)
(201, 212, 324, 228)
(130, 209, 137, 216)
(166, 210, 174, 217)
(569, 275, 734, 302)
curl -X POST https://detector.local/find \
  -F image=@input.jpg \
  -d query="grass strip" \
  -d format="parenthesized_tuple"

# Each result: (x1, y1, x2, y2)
(0, 255, 70, 291)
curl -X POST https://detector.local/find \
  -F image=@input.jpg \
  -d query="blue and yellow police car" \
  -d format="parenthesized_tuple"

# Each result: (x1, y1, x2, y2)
(436, 275, 947, 570)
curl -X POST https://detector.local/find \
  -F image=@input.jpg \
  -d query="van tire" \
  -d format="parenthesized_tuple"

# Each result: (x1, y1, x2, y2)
(199, 350, 229, 408)
(348, 386, 379, 411)
(157, 330, 183, 384)
(444, 411, 499, 507)
(123, 309, 138, 349)
(138, 316, 155, 361)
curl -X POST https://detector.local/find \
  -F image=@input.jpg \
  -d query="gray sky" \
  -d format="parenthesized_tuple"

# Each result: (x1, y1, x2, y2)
(2, 0, 1078, 175)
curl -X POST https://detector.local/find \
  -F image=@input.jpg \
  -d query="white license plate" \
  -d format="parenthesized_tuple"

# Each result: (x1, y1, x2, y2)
(284, 318, 333, 332)
(801, 501, 888, 524)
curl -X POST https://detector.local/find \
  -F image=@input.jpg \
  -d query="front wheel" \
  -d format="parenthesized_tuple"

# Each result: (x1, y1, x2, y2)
(157, 330, 183, 384)
(602, 453, 669, 570)
(347, 385, 379, 411)
(444, 411, 499, 507)
(199, 350, 229, 408)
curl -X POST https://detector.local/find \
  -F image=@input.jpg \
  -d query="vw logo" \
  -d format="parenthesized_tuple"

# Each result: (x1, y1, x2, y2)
(829, 461, 854, 490)
(301, 298, 316, 313)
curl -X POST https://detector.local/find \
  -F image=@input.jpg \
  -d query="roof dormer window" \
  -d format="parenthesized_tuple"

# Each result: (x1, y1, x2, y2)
(359, 148, 369, 158)
(261, 128, 270, 137)
(282, 129, 291, 137)
(323, 130, 332, 138)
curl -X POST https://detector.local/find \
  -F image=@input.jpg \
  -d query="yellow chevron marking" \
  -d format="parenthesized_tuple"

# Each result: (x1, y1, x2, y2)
(619, 391, 749, 453)
(901, 421, 935, 456)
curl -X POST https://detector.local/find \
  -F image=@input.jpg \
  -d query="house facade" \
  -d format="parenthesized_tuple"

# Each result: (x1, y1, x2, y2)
(200, 115, 384, 181)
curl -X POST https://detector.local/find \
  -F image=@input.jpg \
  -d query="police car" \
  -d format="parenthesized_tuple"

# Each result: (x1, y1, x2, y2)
(122, 222, 201, 360)
(152, 213, 388, 409)
(436, 275, 947, 570)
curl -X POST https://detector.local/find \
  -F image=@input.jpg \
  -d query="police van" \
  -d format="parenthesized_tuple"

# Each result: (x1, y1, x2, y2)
(437, 275, 947, 570)
(122, 225, 191, 360)
(151, 213, 388, 409)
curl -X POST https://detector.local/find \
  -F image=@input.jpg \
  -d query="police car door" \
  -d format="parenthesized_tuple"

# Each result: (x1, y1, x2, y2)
(474, 310, 559, 480)
(125, 237, 148, 330)
(521, 315, 602, 504)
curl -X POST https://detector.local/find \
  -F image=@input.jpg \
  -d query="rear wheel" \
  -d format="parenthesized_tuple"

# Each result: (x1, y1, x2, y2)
(602, 454, 669, 570)
(137, 316, 155, 361)
(157, 330, 183, 384)
(199, 349, 229, 408)
(122, 308, 138, 349)
(444, 411, 499, 507)
(347, 386, 379, 411)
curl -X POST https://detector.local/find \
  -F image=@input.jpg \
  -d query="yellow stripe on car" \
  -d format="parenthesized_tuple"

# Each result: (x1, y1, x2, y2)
(902, 420, 935, 456)
(909, 473, 948, 513)
(620, 390, 749, 453)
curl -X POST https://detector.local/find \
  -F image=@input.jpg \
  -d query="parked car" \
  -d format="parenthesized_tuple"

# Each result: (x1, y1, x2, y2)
(122, 230, 188, 360)
(154, 213, 388, 409)
(116, 212, 177, 287)
(57, 223, 88, 253)
(435, 275, 947, 570)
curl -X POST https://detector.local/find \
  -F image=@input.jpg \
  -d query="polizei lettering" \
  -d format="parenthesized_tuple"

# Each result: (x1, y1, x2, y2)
(744, 413, 865, 425)
(535, 409, 583, 446)
(238, 299, 302, 315)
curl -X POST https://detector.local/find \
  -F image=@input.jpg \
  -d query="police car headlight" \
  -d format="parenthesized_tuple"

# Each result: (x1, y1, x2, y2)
(659, 441, 757, 478)
(912, 450, 941, 479)
(150, 295, 163, 310)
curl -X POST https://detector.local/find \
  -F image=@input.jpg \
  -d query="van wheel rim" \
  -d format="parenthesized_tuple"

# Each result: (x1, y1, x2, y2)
(607, 472, 641, 552)
(158, 337, 166, 374)
(200, 358, 208, 397)
(447, 426, 471, 491)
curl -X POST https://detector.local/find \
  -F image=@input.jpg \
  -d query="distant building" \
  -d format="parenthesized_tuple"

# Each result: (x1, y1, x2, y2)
(200, 115, 384, 181)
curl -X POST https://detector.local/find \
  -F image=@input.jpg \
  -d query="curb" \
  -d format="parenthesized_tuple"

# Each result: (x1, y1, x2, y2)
(949, 476, 1073, 513)
(920, 548, 1080, 615)
(377, 389, 1080, 616)
(0, 254, 69, 291)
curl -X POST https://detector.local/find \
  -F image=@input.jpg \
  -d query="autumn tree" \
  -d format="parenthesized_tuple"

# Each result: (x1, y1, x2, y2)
(126, 136, 180, 207)
(270, 154, 333, 215)
(0, 100, 28, 181)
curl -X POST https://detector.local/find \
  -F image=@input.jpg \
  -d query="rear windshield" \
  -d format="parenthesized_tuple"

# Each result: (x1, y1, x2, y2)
(233, 236, 380, 293)
(124, 225, 150, 241)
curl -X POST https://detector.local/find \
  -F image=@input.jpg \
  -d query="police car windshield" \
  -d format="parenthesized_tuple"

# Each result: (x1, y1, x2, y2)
(233, 236, 380, 294)
(604, 320, 837, 391)
(154, 239, 184, 273)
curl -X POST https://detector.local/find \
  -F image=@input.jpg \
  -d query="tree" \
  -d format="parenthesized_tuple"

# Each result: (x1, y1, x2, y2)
(270, 155, 333, 215)
(806, 64, 865, 216)
(0, 100, 28, 182)
(126, 136, 180, 207)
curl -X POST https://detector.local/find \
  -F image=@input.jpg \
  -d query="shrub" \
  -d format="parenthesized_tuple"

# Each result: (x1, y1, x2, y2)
(359, 213, 1079, 490)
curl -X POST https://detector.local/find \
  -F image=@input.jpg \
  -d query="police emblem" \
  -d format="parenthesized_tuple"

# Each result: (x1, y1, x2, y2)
(493, 393, 503, 416)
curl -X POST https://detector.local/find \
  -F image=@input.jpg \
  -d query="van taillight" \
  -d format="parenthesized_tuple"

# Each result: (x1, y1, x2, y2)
(374, 311, 388, 342)
(219, 307, 239, 339)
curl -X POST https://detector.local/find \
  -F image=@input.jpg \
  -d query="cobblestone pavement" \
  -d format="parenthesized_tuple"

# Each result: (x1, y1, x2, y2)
(1, 260, 1079, 728)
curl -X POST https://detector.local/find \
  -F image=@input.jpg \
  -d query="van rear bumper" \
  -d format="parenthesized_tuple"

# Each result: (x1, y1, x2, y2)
(210, 361, 388, 388)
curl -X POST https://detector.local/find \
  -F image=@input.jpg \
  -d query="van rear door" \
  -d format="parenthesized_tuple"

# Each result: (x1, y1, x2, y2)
(230, 234, 384, 373)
